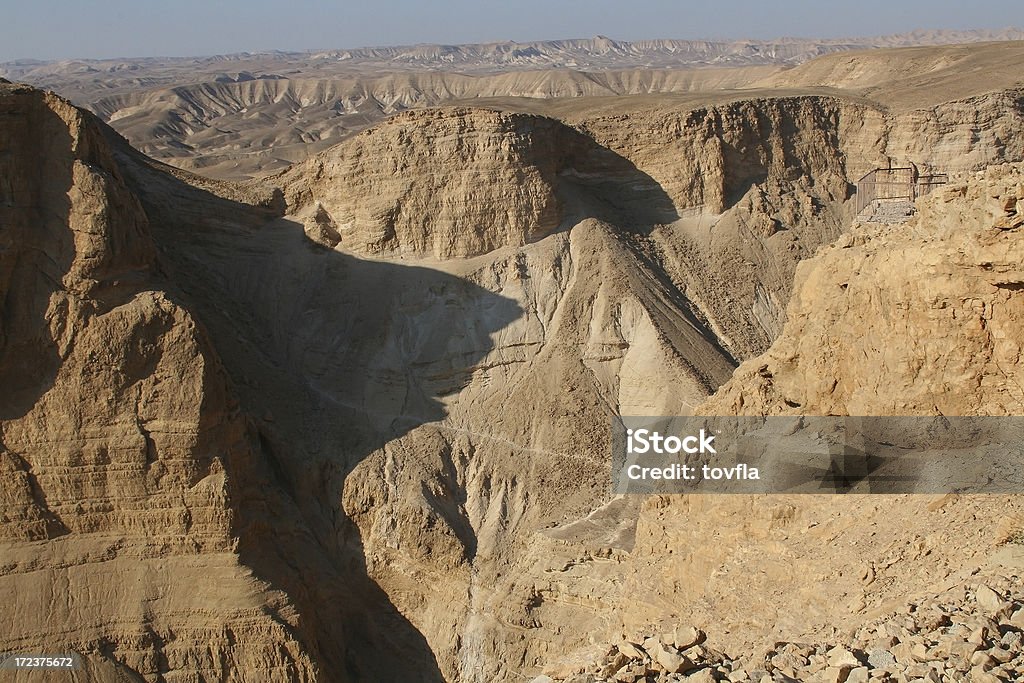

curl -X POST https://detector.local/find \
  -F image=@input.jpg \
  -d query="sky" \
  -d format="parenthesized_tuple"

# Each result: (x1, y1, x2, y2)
(2, 0, 1024, 62)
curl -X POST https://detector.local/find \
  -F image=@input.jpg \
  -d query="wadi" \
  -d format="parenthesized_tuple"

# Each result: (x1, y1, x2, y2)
(2, 24, 1024, 683)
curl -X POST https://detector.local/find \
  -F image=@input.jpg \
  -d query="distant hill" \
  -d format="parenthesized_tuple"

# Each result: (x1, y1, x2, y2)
(310, 29, 1024, 70)
(3, 28, 1024, 85)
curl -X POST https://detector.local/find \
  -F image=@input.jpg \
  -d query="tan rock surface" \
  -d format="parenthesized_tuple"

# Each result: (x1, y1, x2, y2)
(4, 41, 1024, 682)
(0, 81, 324, 682)
(702, 163, 1024, 416)
(277, 108, 569, 258)
(445, 166, 1024, 680)
(0, 82, 455, 683)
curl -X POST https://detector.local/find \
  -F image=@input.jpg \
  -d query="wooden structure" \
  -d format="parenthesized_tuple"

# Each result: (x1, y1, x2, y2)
(855, 164, 948, 218)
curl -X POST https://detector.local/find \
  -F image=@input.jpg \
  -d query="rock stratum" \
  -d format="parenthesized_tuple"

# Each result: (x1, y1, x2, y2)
(2, 37, 1024, 683)
(0, 83, 310, 678)
(0, 81, 441, 683)
(703, 164, 1024, 416)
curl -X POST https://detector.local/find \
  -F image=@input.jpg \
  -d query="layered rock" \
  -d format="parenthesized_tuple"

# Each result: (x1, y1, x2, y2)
(452, 166, 1024, 683)
(277, 107, 687, 259)
(266, 100, 1024, 683)
(0, 83, 318, 681)
(568, 96, 852, 356)
(276, 96, 868, 355)
(565, 89, 1024, 354)
(0, 83, 235, 551)
(279, 108, 566, 258)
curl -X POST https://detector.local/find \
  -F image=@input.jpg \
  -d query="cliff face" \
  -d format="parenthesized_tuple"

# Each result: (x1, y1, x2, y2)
(572, 96, 851, 215)
(276, 96, 862, 360)
(5, 69, 1024, 683)
(276, 89, 1024, 359)
(277, 107, 690, 259)
(566, 96, 851, 356)
(0, 83, 322, 682)
(560, 89, 1024, 357)
(268, 98, 856, 681)
(491, 166, 1024, 683)
(841, 89, 1024, 178)
(360, 105, 1024, 682)
(279, 108, 567, 258)
(0, 84, 227, 546)
(702, 163, 1024, 416)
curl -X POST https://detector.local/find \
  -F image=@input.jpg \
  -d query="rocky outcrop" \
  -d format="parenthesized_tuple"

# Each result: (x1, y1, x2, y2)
(847, 89, 1024, 178)
(446, 165, 1024, 683)
(0, 82, 232, 549)
(277, 107, 687, 259)
(1, 82, 745, 682)
(260, 93, 1024, 683)
(275, 96, 861, 356)
(567, 96, 853, 355)
(279, 108, 567, 258)
(702, 163, 1024, 416)
(0, 82, 321, 681)
(543, 88, 1024, 358)
(571, 96, 851, 215)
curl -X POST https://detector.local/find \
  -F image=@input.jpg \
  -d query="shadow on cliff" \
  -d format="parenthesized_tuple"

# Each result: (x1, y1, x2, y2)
(111, 139, 524, 681)
(0, 96, 74, 423)
(0, 94, 84, 540)
(556, 125, 680, 232)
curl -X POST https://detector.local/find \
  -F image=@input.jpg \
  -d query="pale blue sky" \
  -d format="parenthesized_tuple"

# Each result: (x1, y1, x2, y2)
(3, 0, 1023, 62)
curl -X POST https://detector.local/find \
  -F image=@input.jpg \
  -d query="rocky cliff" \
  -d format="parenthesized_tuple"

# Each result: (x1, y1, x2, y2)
(703, 164, 1024, 417)
(4, 80, 741, 681)
(5, 61, 1024, 683)
(0, 80, 325, 682)
(273, 87, 1024, 357)
(0, 82, 465, 683)
(279, 108, 569, 258)
(508, 166, 1024, 683)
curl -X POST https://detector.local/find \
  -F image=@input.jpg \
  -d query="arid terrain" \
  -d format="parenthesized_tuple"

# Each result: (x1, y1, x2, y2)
(2, 29, 1024, 683)
(4, 29, 1023, 179)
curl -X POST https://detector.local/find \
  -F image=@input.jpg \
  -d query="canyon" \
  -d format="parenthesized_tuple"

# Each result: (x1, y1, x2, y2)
(2, 34, 1024, 683)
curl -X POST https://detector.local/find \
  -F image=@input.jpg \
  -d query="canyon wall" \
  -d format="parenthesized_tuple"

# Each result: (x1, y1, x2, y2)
(3, 54, 1024, 682)
(0, 82, 323, 681)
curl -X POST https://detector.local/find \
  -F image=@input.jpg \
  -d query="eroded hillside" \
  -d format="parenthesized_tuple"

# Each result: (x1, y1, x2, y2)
(0, 81, 455, 683)
(525, 164, 1024, 683)
(2, 38, 1024, 683)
